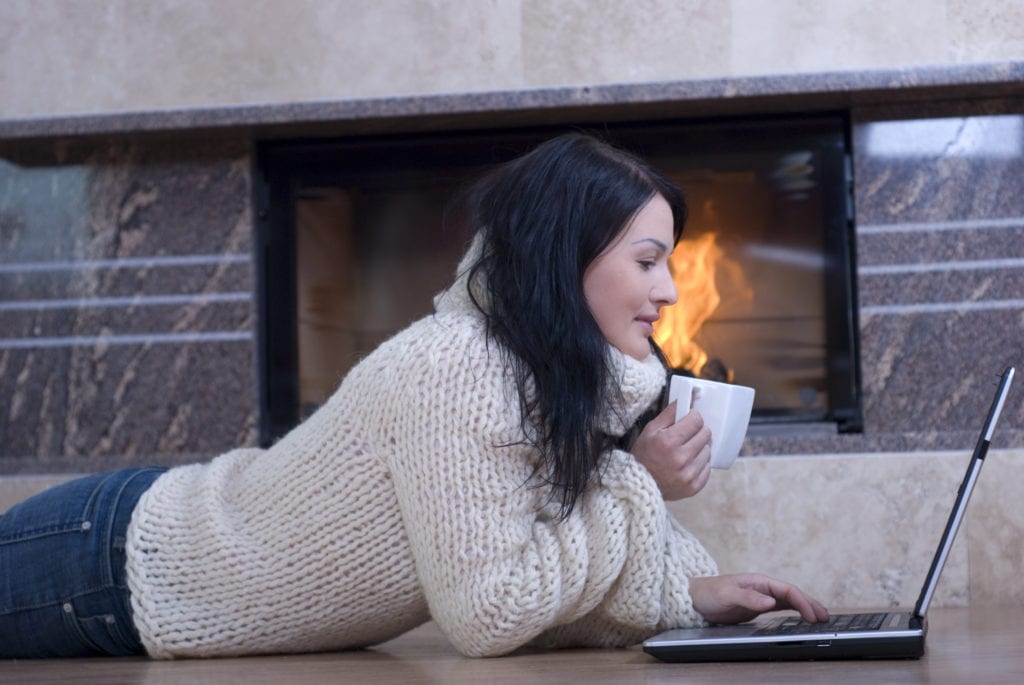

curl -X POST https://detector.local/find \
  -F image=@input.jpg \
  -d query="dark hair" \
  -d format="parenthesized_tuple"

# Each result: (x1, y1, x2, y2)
(460, 132, 687, 518)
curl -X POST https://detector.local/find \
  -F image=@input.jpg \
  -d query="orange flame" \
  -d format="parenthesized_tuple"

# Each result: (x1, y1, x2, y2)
(653, 232, 724, 377)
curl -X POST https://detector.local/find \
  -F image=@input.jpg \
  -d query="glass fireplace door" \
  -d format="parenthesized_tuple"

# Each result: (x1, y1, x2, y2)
(257, 117, 860, 444)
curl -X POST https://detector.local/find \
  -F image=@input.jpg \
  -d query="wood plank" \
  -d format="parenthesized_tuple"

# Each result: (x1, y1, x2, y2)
(3, 607, 1023, 684)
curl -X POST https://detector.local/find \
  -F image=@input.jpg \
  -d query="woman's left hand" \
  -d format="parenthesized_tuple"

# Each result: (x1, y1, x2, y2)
(688, 573, 830, 625)
(631, 402, 712, 500)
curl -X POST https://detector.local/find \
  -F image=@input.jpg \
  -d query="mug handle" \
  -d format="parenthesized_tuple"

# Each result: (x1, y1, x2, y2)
(668, 375, 693, 423)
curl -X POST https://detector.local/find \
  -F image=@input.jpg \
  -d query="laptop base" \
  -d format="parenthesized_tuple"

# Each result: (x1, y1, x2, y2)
(643, 633, 925, 662)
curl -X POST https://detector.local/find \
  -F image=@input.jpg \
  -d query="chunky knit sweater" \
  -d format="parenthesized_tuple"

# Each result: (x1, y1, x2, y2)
(124, 242, 718, 659)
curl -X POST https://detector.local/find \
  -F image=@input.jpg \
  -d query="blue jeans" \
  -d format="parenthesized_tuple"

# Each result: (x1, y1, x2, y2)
(0, 467, 165, 658)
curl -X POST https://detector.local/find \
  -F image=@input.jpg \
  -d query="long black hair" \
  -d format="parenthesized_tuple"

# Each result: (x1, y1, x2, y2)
(461, 132, 687, 518)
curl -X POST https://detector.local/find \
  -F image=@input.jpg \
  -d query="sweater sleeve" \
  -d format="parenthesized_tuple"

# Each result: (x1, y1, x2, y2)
(384, 339, 718, 657)
(529, 452, 719, 650)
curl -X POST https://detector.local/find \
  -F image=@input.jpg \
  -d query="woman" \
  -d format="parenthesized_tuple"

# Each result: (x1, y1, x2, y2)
(0, 133, 827, 659)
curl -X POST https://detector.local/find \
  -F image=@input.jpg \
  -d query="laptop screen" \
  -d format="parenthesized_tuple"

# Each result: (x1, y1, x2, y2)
(912, 367, 1014, 617)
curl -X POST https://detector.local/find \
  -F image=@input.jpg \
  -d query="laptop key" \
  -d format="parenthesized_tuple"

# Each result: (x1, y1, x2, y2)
(754, 613, 888, 636)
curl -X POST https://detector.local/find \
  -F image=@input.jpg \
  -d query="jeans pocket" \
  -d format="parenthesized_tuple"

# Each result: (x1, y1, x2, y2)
(62, 599, 141, 657)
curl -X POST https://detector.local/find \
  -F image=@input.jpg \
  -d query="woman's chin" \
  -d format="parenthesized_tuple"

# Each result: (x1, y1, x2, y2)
(621, 340, 653, 361)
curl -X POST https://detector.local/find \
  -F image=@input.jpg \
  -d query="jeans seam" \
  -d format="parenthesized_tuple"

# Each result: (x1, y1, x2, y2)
(0, 585, 115, 615)
(102, 474, 128, 584)
(80, 472, 111, 527)
(0, 526, 90, 544)
(102, 467, 160, 584)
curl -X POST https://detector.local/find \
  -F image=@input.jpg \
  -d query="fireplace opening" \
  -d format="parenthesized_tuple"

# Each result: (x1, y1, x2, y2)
(256, 116, 861, 444)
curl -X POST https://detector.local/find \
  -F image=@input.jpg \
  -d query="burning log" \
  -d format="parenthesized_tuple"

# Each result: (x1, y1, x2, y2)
(698, 358, 731, 383)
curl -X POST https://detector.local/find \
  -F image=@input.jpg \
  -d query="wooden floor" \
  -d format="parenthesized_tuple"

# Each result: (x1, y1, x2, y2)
(3, 606, 1023, 684)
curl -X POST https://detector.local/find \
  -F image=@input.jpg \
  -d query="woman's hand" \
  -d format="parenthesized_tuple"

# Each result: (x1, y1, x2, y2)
(689, 574, 830, 625)
(631, 402, 712, 500)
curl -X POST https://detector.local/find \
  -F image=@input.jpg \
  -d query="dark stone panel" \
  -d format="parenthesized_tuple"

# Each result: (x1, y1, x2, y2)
(857, 309, 1023, 435)
(852, 110, 1024, 226)
(0, 137, 254, 263)
(0, 135, 259, 474)
(745, 307, 1024, 455)
(0, 262, 253, 300)
(0, 340, 257, 473)
(838, 105, 1024, 455)
(854, 156, 1024, 226)
(857, 225, 1024, 267)
(0, 301, 253, 340)
(858, 269, 1024, 308)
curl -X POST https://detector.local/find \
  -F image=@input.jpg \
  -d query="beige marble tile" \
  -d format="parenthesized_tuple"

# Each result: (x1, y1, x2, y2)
(521, 0, 729, 87)
(948, 0, 1024, 63)
(730, 0, 952, 76)
(0, 0, 525, 118)
(0, 474, 82, 514)
(4, 0, 1023, 119)
(670, 451, 977, 609)
(966, 449, 1024, 605)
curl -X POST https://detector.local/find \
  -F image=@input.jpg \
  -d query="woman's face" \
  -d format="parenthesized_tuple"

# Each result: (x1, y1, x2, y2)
(582, 194, 678, 361)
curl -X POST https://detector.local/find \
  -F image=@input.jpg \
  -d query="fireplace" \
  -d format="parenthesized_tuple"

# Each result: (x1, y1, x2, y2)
(256, 116, 861, 444)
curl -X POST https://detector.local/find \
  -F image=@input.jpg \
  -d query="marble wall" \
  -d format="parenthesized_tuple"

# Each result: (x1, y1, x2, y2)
(1, 97, 1023, 608)
(3, 0, 1024, 119)
(0, 137, 258, 474)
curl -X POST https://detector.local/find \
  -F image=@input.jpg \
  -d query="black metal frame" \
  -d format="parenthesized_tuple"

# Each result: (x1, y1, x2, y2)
(254, 115, 863, 445)
(254, 149, 299, 445)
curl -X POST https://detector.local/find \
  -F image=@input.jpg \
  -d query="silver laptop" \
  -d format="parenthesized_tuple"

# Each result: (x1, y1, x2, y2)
(644, 365, 1015, 662)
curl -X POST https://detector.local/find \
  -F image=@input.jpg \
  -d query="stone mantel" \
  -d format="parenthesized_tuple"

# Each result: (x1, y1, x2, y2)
(1, 61, 1022, 143)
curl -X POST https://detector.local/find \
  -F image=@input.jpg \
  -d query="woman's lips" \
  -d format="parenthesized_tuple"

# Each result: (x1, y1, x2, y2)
(636, 318, 656, 335)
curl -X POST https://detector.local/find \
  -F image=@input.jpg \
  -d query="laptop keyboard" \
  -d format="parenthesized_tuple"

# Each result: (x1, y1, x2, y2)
(754, 612, 888, 636)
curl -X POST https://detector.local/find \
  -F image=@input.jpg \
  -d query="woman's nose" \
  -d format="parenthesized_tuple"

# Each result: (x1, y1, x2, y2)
(654, 267, 678, 306)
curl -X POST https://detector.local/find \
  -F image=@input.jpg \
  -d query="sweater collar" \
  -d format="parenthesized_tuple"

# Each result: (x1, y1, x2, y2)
(433, 232, 489, 316)
(600, 347, 668, 436)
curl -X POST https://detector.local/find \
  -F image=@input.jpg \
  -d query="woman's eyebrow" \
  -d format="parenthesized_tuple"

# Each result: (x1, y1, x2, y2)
(631, 238, 669, 252)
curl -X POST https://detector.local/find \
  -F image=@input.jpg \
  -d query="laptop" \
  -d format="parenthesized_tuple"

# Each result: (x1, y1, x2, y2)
(643, 365, 1015, 662)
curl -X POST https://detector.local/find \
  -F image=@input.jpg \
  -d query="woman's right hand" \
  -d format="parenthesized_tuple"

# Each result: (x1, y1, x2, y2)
(631, 402, 712, 500)
(689, 574, 830, 625)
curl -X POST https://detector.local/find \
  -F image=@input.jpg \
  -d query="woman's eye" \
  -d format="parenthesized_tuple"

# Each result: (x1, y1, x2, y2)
(638, 260, 655, 270)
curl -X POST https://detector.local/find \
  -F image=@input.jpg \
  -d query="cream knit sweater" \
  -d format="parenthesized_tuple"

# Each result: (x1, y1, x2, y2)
(125, 244, 718, 659)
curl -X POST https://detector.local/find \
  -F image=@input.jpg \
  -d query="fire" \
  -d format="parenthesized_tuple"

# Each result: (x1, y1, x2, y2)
(653, 232, 727, 378)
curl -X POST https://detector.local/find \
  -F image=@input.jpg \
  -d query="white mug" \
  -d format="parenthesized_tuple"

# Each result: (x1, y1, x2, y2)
(669, 375, 755, 469)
